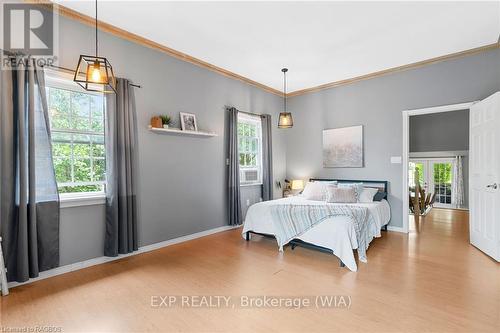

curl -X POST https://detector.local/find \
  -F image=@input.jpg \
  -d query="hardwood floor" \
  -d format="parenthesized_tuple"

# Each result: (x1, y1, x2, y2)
(2, 209, 499, 332)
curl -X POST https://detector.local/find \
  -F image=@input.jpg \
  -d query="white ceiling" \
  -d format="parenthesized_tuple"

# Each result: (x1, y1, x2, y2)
(55, 1, 500, 93)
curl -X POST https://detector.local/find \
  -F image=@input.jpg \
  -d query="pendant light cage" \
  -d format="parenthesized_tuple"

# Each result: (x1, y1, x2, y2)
(74, 55, 116, 93)
(278, 68, 293, 128)
(73, 0, 116, 93)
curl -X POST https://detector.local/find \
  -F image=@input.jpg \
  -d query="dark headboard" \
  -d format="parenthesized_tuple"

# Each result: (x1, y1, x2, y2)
(309, 178, 388, 200)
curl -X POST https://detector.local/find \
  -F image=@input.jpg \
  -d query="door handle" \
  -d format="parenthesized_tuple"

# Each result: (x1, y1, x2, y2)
(486, 183, 498, 189)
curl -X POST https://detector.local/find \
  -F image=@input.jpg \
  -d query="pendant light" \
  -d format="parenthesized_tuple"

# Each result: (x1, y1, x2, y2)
(278, 68, 293, 128)
(73, 0, 116, 93)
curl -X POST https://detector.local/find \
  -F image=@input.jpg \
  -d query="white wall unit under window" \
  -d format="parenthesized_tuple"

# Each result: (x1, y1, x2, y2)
(45, 70, 106, 201)
(237, 113, 262, 185)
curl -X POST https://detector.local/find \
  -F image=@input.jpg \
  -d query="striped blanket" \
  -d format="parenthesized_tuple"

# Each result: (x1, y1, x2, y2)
(270, 204, 370, 262)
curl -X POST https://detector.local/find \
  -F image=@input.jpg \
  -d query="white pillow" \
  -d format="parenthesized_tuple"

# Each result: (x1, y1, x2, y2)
(358, 187, 379, 203)
(325, 187, 357, 203)
(338, 183, 363, 201)
(301, 182, 329, 201)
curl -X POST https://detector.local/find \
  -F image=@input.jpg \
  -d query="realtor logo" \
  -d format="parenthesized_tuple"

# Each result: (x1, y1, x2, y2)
(3, 3, 53, 54)
(1, 2, 58, 69)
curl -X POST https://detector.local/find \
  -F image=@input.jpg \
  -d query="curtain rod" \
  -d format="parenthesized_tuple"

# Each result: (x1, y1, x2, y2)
(226, 106, 264, 118)
(46, 64, 142, 88)
(239, 110, 264, 118)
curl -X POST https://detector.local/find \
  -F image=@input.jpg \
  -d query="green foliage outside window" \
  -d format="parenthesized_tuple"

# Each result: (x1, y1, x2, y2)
(237, 121, 259, 168)
(47, 86, 106, 194)
(409, 162, 425, 189)
(433, 162, 453, 204)
(433, 163, 452, 184)
(414, 163, 424, 187)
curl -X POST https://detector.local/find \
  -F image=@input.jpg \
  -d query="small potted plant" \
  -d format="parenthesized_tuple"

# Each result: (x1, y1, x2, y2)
(160, 115, 173, 129)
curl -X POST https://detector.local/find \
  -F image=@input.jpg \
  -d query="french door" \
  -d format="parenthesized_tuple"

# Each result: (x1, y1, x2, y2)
(409, 158, 455, 208)
(469, 92, 500, 261)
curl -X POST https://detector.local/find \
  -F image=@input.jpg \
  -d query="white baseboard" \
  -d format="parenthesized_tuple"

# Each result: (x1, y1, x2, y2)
(8, 224, 241, 289)
(387, 225, 406, 233)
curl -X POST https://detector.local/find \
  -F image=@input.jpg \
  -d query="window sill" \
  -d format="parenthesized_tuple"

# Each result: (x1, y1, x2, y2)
(240, 183, 263, 187)
(59, 193, 106, 208)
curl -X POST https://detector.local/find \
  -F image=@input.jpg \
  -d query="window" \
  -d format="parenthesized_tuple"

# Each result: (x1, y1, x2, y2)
(238, 113, 262, 185)
(46, 71, 106, 195)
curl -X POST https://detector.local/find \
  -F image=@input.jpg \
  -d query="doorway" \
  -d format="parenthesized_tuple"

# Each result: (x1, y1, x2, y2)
(402, 102, 474, 233)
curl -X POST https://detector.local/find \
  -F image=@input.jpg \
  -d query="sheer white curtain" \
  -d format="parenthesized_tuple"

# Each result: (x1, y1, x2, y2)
(452, 156, 465, 208)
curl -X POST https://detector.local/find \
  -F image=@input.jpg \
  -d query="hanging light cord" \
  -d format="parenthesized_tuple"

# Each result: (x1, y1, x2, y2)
(283, 70, 287, 112)
(95, 0, 98, 56)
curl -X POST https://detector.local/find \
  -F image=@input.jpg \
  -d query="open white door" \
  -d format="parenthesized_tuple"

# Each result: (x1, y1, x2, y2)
(470, 92, 500, 261)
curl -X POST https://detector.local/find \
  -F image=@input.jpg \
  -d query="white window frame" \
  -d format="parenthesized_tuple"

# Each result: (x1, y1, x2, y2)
(237, 113, 263, 186)
(45, 69, 106, 207)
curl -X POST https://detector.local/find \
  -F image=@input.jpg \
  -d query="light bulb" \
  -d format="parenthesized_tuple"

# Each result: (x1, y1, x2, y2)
(91, 67, 101, 82)
(87, 62, 103, 83)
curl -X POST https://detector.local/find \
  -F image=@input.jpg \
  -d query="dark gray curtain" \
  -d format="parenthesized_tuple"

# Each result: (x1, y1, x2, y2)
(0, 56, 60, 282)
(227, 107, 242, 225)
(261, 114, 273, 201)
(104, 78, 138, 256)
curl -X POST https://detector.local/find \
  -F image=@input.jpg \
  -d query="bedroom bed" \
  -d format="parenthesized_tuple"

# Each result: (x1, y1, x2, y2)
(241, 179, 390, 271)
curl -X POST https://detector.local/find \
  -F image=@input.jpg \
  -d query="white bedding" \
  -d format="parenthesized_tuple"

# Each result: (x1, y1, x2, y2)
(242, 196, 391, 271)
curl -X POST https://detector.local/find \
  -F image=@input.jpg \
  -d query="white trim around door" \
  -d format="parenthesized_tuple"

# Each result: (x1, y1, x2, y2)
(402, 102, 476, 233)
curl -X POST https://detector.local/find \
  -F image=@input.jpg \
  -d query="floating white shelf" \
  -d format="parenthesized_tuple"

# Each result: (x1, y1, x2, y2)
(148, 126, 217, 137)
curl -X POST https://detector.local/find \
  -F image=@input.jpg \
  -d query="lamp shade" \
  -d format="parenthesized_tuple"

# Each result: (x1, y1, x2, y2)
(291, 179, 304, 190)
(278, 112, 293, 128)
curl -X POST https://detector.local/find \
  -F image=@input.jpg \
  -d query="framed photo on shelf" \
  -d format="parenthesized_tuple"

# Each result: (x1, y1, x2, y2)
(180, 112, 198, 131)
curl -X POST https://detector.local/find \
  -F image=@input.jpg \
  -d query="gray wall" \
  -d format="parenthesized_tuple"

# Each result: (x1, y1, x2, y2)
(53, 12, 499, 264)
(409, 110, 470, 208)
(60, 205, 105, 265)
(56, 15, 286, 266)
(286, 48, 500, 228)
(410, 110, 469, 152)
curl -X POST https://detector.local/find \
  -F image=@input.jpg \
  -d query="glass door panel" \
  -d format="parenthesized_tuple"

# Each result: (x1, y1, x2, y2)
(409, 158, 455, 209)
(409, 160, 428, 193)
(430, 160, 454, 208)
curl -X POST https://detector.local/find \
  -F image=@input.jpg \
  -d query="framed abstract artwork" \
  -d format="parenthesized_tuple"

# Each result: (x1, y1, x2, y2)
(323, 125, 363, 168)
